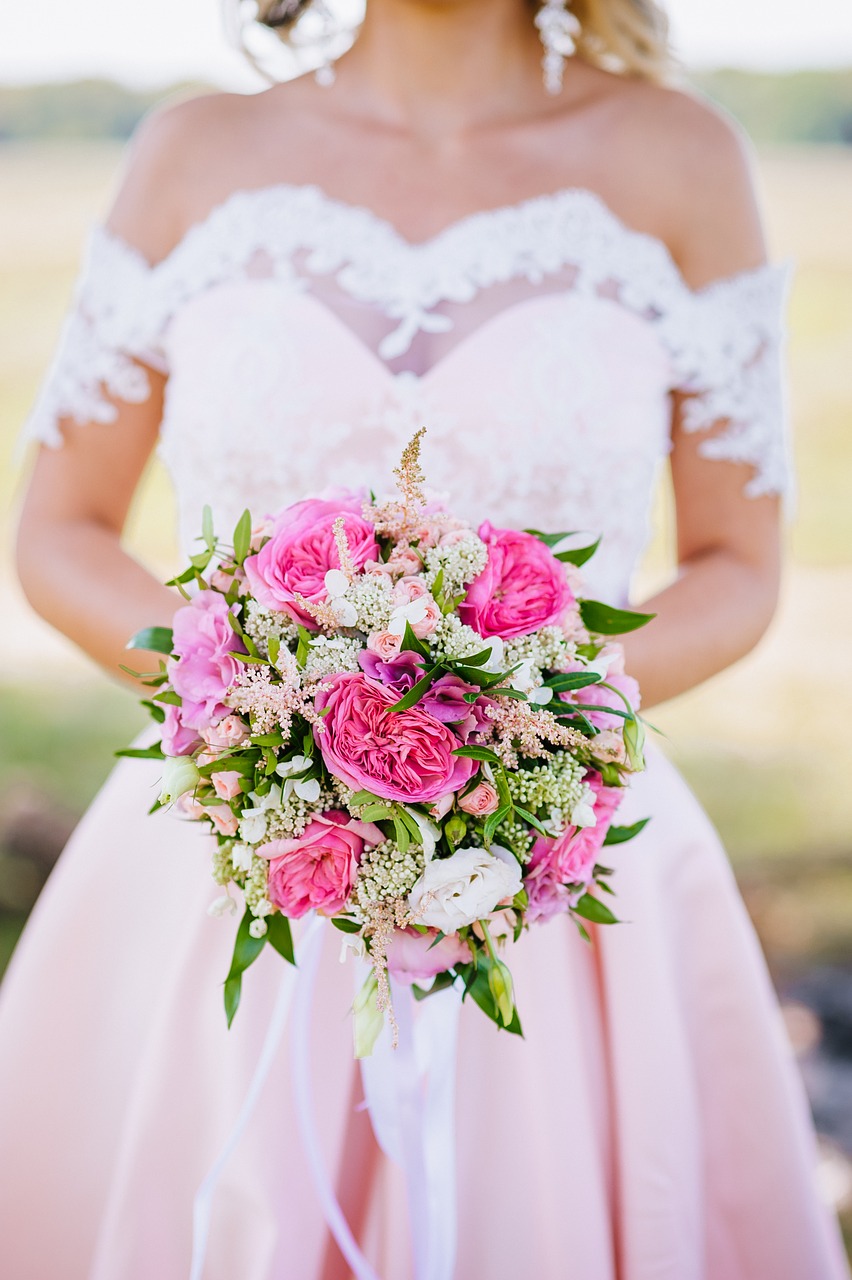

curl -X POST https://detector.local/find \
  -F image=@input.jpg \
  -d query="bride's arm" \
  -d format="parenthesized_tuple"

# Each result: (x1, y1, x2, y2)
(620, 98, 784, 709)
(15, 107, 193, 682)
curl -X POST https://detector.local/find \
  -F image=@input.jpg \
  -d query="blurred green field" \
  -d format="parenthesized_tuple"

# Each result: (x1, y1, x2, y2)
(1, 139, 851, 981)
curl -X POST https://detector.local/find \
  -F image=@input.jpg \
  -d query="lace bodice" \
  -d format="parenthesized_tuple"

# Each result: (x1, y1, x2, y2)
(21, 183, 793, 604)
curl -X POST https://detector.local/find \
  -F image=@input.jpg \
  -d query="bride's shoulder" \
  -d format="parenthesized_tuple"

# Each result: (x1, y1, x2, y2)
(587, 72, 766, 286)
(103, 82, 310, 267)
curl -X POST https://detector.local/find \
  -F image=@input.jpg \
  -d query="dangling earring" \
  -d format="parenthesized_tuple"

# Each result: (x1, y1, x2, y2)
(534, 0, 581, 95)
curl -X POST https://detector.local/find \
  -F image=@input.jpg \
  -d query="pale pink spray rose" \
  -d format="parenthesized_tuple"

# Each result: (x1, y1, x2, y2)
(386, 928, 470, 985)
(366, 630, 403, 662)
(259, 810, 383, 918)
(206, 806, 240, 838)
(386, 547, 423, 577)
(211, 770, 244, 802)
(243, 494, 379, 629)
(201, 714, 251, 749)
(458, 522, 575, 639)
(169, 591, 245, 730)
(458, 781, 500, 817)
(314, 672, 478, 804)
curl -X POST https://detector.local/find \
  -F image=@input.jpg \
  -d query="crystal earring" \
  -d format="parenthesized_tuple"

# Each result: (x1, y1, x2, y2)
(534, 0, 581, 96)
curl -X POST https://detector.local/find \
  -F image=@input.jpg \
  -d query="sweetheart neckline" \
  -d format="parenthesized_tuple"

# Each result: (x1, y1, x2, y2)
(97, 180, 774, 304)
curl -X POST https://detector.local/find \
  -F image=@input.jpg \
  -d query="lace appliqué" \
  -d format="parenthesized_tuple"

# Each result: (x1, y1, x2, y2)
(21, 183, 792, 500)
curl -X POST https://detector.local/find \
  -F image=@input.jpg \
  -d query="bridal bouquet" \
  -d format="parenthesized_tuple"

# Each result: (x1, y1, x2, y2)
(124, 431, 652, 1054)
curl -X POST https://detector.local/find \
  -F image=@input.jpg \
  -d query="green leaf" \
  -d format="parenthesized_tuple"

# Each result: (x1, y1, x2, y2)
(456, 960, 523, 1036)
(126, 626, 174, 656)
(452, 646, 495, 668)
(393, 815, 411, 854)
(513, 804, 550, 837)
(483, 804, 511, 845)
(574, 920, 592, 944)
(296, 626, 313, 668)
(360, 803, 393, 822)
(267, 635, 280, 666)
(233, 509, 252, 565)
(349, 789, 384, 806)
(115, 744, 165, 760)
(554, 536, 601, 567)
(202, 504, 215, 551)
(623, 714, 647, 771)
(451, 745, 501, 765)
(223, 907, 268, 1027)
(524, 528, 577, 548)
(571, 703, 631, 720)
(331, 916, 363, 935)
(140, 699, 166, 724)
(579, 600, 656, 636)
(412, 971, 456, 1001)
(400, 621, 430, 660)
(544, 671, 603, 692)
(265, 913, 295, 964)
(229, 651, 268, 665)
(189, 548, 213, 573)
(603, 817, 650, 846)
(388, 666, 437, 713)
(573, 893, 620, 926)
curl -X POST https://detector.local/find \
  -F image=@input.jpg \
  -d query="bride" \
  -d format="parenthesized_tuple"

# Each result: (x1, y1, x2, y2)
(1, 1, 848, 1277)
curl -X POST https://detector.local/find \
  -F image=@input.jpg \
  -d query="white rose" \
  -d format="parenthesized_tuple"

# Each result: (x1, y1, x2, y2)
(408, 844, 523, 933)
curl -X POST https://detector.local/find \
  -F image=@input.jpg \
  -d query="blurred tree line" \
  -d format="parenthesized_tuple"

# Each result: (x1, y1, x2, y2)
(1, 69, 852, 144)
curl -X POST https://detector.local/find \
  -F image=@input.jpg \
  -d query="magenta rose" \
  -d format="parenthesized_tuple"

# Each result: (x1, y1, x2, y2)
(259, 810, 383, 918)
(529, 777, 624, 890)
(458, 522, 575, 639)
(314, 672, 478, 804)
(243, 494, 379, 629)
(386, 928, 470, 986)
(168, 591, 244, 729)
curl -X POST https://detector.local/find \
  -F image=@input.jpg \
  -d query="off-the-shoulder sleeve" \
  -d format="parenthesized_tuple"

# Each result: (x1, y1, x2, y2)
(666, 261, 794, 500)
(20, 225, 166, 449)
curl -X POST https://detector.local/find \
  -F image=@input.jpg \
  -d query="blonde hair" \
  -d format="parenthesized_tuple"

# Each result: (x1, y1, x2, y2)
(247, 0, 675, 85)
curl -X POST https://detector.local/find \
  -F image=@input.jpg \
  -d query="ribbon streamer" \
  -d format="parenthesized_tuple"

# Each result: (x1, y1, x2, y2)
(189, 916, 461, 1280)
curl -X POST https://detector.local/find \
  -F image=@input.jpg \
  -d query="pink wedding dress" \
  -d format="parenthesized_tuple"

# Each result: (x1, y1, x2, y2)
(1, 183, 847, 1280)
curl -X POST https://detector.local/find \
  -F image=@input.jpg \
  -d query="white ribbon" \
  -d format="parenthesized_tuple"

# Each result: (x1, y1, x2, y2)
(189, 916, 462, 1280)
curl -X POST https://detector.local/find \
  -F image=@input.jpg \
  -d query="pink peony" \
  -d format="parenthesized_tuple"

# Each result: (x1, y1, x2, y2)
(458, 522, 575, 639)
(211, 770, 244, 802)
(314, 672, 478, 804)
(243, 494, 379, 629)
(169, 592, 245, 729)
(386, 928, 470, 985)
(529, 777, 624, 890)
(458, 781, 500, 817)
(259, 810, 382, 918)
(161, 703, 201, 756)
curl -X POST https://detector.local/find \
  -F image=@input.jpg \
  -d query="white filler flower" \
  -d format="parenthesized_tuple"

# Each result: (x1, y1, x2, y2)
(408, 843, 523, 932)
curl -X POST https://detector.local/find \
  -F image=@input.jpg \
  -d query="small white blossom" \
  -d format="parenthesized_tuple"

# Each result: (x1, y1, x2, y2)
(231, 842, 254, 874)
(208, 893, 238, 917)
(248, 917, 268, 939)
(570, 784, 598, 829)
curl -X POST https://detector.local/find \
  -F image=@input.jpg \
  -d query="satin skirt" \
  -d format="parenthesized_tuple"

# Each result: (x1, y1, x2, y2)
(0, 742, 847, 1280)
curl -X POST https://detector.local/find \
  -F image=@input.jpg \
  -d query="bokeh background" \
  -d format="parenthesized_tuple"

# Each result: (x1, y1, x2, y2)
(2, 0, 851, 1240)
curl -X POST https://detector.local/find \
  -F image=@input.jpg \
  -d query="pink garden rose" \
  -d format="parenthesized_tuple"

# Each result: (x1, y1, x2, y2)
(206, 805, 239, 838)
(243, 494, 379, 629)
(386, 928, 470, 986)
(458, 522, 575, 640)
(314, 672, 478, 804)
(259, 810, 383, 918)
(169, 591, 245, 730)
(529, 777, 623, 892)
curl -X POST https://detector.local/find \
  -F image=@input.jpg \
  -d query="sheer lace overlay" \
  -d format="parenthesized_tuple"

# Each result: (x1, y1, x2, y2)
(20, 183, 793, 599)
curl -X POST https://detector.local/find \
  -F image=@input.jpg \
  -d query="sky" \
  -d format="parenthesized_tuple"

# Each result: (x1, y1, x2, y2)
(1, 0, 852, 89)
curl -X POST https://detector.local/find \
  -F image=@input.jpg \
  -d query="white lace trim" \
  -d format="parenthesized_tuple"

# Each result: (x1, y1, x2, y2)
(21, 182, 792, 497)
